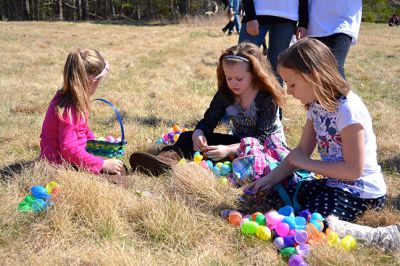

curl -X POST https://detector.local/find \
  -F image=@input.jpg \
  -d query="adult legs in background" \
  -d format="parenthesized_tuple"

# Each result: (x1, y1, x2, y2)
(314, 33, 352, 80)
(267, 22, 296, 120)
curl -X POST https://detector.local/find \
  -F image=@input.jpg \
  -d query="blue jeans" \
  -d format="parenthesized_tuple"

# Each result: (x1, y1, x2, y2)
(238, 21, 296, 75)
(314, 33, 352, 80)
(228, 13, 241, 33)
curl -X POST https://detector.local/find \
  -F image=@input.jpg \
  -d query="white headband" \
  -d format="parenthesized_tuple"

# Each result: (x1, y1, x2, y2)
(94, 61, 109, 80)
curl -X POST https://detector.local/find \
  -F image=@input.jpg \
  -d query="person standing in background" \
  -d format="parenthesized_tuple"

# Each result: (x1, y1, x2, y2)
(307, 0, 362, 79)
(238, 0, 309, 119)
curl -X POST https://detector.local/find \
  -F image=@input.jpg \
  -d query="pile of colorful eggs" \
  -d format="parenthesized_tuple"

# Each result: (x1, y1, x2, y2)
(226, 205, 357, 265)
(156, 124, 189, 145)
(96, 135, 122, 143)
(17, 181, 60, 213)
(193, 151, 233, 183)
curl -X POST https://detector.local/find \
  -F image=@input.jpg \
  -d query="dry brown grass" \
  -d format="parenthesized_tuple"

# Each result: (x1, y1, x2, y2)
(0, 20, 399, 265)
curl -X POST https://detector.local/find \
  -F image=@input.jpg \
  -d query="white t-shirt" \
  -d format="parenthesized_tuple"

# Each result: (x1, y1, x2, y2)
(306, 91, 387, 199)
(307, 0, 362, 45)
(254, 0, 299, 21)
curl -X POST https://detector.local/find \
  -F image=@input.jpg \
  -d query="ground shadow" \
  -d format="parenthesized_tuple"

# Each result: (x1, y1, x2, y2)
(0, 160, 36, 182)
(381, 154, 400, 173)
(387, 193, 400, 211)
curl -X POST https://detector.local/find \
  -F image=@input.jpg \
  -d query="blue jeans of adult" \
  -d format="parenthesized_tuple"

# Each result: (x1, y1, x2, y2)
(228, 13, 241, 33)
(313, 33, 352, 80)
(238, 21, 296, 78)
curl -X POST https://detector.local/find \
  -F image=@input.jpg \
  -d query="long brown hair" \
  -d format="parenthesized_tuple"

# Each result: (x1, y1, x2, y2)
(216, 42, 285, 107)
(58, 48, 106, 120)
(278, 38, 350, 112)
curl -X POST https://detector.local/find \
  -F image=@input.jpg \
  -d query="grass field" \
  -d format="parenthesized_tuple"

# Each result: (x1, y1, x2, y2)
(0, 18, 399, 265)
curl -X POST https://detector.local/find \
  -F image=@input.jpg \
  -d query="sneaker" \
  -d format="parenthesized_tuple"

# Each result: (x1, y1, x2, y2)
(327, 215, 400, 251)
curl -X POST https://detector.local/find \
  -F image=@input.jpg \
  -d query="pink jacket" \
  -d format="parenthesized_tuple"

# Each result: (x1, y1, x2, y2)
(40, 92, 104, 173)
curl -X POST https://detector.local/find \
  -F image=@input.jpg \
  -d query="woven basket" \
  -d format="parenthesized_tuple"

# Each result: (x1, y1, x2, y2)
(85, 98, 127, 159)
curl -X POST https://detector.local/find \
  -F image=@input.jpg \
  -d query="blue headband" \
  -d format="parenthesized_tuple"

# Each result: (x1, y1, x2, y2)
(224, 54, 249, 63)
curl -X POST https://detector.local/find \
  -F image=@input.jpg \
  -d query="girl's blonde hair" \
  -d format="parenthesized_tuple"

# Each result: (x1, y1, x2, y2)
(216, 42, 285, 107)
(278, 38, 350, 112)
(58, 48, 106, 119)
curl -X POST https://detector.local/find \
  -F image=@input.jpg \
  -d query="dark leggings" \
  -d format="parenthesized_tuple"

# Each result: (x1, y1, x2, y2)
(165, 131, 240, 159)
(283, 179, 386, 222)
(314, 33, 352, 80)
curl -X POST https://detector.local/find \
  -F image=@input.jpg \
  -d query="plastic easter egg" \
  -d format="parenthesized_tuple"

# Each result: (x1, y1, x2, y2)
(295, 216, 307, 230)
(228, 211, 242, 226)
(281, 247, 297, 257)
(266, 210, 282, 225)
(289, 254, 307, 266)
(97, 137, 105, 141)
(212, 166, 220, 176)
(310, 220, 324, 231)
(220, 164, 231, 175)
(31, 198, 46, 212)
(162, 134, 169, 141)
(240, 217, 250, 227)
(24, 195, 35, 205)
(340, 235, 357, 251)
(105, 135, 115, 142)
(172, 124, 181, 132)
(273, 237, 286, 249)
(115, 137, 122, 143)
(194, 151, 201, 157)
(294, 230, 309, 244)
(327, 231, 340, 248)
(256, 226, 271, 240)
(167, 132, 175, 139)
(296, 243, 311, 256)
(255, 213, 267, 226)
(206, 160, 213, 169)
(216, 162, 223, 168)
(275, 222, 290, 237)
(251, 212, 263, 221)
(241, 221, 259, 235)
(283, 235, 296, 247)
(298, 210, 311, 222)
(279, 205, 295, 217)
(310, 212, 324, 222)
(288, 229, 296, 236)
(173, 134, 180, 143)
(182, 128, 189, 132)
(156, 138, 163, 144)
(17, 201, 32, 212)
(194, 155, 203, 163)
(282, 216, 296, 229)
(31, 186, 51, 200)
(200, 160, 209, 169)
(45, 181, 59, 194)
(220, 176, 228, 185)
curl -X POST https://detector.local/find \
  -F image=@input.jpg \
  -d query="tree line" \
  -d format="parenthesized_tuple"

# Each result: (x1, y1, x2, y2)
(1, 0, 399, 23)
(0, 0, 222, 21)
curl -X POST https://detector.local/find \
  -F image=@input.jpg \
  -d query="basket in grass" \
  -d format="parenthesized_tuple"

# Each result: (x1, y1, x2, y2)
(85, 98, 127, 159)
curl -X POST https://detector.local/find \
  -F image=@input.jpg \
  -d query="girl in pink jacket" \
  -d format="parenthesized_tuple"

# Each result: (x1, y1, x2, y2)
(40, 48, 127, 186)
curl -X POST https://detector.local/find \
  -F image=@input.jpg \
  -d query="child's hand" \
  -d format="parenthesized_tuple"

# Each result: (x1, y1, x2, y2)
(204, 145, 231, 161)
(192, 129, 208, 151)
(245, 176, 273, 195)
(102, 159, 125, 175)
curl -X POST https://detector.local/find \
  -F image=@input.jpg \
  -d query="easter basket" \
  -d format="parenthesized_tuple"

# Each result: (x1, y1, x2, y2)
(85, 98, 127, 159)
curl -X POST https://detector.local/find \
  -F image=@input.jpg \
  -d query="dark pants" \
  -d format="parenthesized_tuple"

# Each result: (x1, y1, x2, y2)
(314, 33, 352, 80)
(283, 179, 385, 222)
(166, 131, 240, 159)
